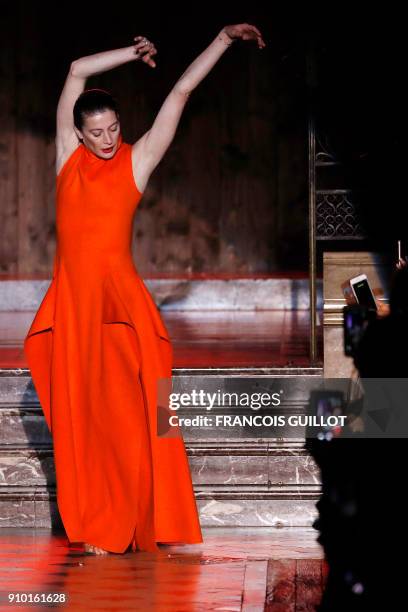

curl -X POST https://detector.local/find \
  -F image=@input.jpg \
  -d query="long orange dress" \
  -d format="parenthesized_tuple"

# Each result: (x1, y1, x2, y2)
(23, 133, 203, 553)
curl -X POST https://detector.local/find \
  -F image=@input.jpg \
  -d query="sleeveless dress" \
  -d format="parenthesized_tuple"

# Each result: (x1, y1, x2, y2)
(23, 133, 203, 553)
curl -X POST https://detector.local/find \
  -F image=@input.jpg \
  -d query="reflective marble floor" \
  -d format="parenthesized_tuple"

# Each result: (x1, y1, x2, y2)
(0, 527, 325, 611)
(0, 310, 322, 369)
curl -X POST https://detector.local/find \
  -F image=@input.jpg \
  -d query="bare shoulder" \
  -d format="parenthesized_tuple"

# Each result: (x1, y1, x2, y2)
(131, 131, 153, 194)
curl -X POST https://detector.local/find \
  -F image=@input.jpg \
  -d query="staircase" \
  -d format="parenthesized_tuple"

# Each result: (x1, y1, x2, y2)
(0, 365, 322, 529)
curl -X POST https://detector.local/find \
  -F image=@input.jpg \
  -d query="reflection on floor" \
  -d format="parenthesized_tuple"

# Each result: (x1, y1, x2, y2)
(0, 310, 322, 369)
(0, 527, 325, 611)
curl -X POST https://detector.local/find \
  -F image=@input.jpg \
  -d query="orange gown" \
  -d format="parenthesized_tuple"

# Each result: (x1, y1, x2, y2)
(23, 133, 203, 553)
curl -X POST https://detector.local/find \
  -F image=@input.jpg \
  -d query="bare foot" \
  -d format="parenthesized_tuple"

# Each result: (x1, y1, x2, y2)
(84, 542, 109, 555)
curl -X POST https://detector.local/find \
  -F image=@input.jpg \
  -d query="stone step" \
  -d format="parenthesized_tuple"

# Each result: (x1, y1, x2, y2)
(0, 442, 320, 488)
(0, 367, 324, 444)
(0, 367, 322, 528)
(0, 369, 322, 470)
(0, 440, 320, 528)
(0, 485, 319, 529)
(0, 278, 323, 311)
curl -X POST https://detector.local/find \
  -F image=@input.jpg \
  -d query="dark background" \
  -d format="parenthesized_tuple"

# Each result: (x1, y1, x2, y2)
(0, 1, 405, 276)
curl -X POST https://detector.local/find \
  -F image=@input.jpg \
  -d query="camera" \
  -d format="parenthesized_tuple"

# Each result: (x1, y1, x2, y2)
(343, 305, 376, 357)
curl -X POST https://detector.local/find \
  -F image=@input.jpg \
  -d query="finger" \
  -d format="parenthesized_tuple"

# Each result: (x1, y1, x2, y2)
(142, 52, 156, 67)
(243, 27, 258, 39)
(253, 31, 264, 44)
(247, 25, 265, 43)
(248, 27, 264, 44)
(250, 31, 266, 48)
(134, 37, 152, 47)
(134, 41, 151, 51)
(139, 46, 155, 58)
(144, 57, 156, 68)
(133, 37, 151, 48)
(134, 45, 153, 58)
(134, 47, 152, 60)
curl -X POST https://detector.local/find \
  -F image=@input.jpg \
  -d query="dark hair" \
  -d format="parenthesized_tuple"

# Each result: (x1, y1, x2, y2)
(73, 88, 120, 131)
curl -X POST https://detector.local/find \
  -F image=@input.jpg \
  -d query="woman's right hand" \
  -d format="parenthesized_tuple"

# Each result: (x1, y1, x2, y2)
(133, 36, 157, 68)
(223, 24, 266, 49)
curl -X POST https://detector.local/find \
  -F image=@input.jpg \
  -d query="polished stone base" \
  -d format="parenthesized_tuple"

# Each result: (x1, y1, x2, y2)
(0, 277, 323, 311)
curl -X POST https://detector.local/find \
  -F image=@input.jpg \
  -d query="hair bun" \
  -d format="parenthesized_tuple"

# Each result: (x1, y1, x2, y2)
(73, 89, 119, 130)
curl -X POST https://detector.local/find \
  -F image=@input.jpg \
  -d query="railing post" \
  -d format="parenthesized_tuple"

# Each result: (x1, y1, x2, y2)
(307, 48, 318, 363)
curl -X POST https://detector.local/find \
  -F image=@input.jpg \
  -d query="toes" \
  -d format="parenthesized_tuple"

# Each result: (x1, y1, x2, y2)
(83, 543, 109, 554)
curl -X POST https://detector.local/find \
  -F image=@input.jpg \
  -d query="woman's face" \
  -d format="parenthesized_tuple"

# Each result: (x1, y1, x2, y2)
(78, 109, 121, 159)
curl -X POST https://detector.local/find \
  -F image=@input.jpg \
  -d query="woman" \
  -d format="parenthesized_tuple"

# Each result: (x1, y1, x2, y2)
(24, 24, 266, 555)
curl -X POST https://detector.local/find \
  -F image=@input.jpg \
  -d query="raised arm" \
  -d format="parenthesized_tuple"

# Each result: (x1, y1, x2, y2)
(132, 24, 265, 192)
(56, 38, 157, 174)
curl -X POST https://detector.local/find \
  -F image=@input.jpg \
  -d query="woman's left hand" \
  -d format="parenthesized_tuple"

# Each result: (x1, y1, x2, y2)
(223, 24, 266, 49)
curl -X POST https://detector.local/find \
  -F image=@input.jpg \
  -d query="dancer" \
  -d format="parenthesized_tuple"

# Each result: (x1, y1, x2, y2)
(24, 24, 266, 555)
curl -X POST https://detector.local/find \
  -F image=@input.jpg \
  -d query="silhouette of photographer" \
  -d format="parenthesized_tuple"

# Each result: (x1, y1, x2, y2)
(353, 266, 408, 377)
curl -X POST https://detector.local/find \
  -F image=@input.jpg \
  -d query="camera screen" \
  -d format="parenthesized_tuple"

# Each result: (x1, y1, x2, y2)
(307, 390, 345, 438)
(317, 396, 343, 418)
